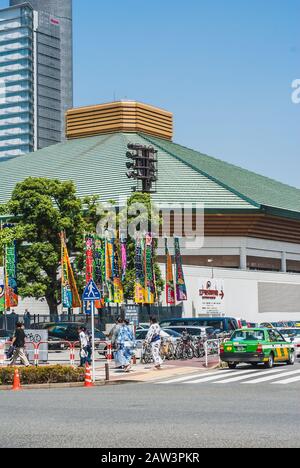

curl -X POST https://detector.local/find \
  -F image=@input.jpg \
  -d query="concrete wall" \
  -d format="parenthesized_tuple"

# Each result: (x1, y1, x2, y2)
(162, 263, 300, 323)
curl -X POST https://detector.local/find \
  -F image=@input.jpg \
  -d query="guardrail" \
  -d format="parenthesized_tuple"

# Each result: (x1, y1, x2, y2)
(0, 339, 113, 368)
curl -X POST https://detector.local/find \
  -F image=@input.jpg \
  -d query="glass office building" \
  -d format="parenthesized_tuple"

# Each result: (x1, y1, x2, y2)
(0, 1, 73, 159)
(0, 5, 34, 157)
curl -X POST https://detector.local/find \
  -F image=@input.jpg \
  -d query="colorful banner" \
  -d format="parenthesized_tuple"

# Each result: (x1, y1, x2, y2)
(61, 234, 81, 309)
(94, 236, 105, 308)
(144, 234, 155, 304)
(5, 242, 18, 308)
(121, 237, 127, 282)
(174, 237, 187, 301)
(105, 238, 114, 303)
(134, 238, 146, 304)
(85, 235, 94, 284)
(165, 239, 175, 305)
(113, 239, 124, 304)
(0, 267, 5, 314)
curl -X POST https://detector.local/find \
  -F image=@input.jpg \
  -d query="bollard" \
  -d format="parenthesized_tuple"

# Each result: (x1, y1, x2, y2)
(105, 363, 110, 381)
(70, 345, 75, 366)
(106, 342, 112, 362)
(34, 344, 39, 367)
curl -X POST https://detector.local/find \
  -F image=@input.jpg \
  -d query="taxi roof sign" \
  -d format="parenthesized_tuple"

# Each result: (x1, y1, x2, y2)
(83, 280, 101, 302)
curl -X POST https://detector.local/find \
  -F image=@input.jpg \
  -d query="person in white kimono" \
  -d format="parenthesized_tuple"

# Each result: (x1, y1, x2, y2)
(145, 317, 163, 369)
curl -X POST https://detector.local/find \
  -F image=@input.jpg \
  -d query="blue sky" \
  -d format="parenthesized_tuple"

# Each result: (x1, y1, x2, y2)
(2, 0, 300, 187)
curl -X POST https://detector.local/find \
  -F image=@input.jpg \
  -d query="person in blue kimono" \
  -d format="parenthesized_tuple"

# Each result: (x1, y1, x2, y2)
(114, 320, 135, 373)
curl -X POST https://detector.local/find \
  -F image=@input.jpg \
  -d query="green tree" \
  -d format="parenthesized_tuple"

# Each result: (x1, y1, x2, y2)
(0, 178, 101, 315)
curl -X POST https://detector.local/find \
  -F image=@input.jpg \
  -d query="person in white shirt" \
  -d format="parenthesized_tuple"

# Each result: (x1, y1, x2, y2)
(78, 326, 89, 367)
(145, 317, 163, 369)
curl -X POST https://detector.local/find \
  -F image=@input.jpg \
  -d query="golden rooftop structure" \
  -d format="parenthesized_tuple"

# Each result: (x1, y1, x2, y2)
(66, 100, 173, 141)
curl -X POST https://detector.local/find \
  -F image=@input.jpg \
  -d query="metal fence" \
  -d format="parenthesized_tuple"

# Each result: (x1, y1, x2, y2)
(0, 305, 183, 332)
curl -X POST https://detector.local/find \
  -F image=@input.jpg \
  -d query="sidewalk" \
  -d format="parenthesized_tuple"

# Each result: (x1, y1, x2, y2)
(95, 358, 220, 383)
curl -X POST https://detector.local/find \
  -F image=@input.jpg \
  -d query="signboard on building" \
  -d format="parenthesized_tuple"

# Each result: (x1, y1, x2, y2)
(198, 279, 225, 316)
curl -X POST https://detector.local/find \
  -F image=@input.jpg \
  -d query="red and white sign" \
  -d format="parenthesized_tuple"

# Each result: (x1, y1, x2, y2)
(198, 279, 225, 315)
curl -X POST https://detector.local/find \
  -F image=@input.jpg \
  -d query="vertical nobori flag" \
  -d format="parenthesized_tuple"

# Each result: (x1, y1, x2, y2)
(94, 236, 105, 308)
(113, 238, 124, 304)
(85, 235, 94, 284)
(145, 233, 155, 304)
(174, 237, 187, 301)
(0, 267, 5, 313)
(5, 242, 18, 308)
(165, 238, 175, 305)
(105, 237, 114, 303)
(61, 234, 81, 309)
(121, 236, 127, 282)
(135, 237, 145, 304)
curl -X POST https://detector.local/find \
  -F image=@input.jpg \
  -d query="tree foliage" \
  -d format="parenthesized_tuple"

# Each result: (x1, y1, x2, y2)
(0, 178, 101, 314)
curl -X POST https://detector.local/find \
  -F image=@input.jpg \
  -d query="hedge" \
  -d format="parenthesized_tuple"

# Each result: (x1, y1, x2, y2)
(0, 365, 85, 386)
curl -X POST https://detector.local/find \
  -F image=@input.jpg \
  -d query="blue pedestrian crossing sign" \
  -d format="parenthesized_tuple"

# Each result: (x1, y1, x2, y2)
(83, 279, 101, 302)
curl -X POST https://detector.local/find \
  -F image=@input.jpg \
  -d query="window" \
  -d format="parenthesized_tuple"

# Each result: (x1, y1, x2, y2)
(231, 330, 265, 342)
(268, 330, 285, 343)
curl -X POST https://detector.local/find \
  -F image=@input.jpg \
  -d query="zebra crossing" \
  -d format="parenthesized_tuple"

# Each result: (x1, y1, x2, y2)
(156, 366, 300, 386)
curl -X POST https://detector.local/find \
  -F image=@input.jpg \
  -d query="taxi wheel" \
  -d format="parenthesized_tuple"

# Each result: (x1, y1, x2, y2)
(264, 353, 274, 369)
(228, 362, 237, 369)
(287, 351, 295, 366)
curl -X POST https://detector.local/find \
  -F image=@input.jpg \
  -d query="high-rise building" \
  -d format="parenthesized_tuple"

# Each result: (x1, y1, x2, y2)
(0, 0, 73, 158)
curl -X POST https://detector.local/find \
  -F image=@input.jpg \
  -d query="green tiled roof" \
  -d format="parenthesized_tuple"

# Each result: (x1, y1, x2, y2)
(144, 135, 300, 216)
(0, 131, 299, 218)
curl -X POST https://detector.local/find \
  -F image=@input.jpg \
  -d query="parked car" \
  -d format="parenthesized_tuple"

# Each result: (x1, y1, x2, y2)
(30, 322, 107, 354)
(162, 325, 217, 339)
(160, 317, 238, 333)
(0, 330, 11, 341)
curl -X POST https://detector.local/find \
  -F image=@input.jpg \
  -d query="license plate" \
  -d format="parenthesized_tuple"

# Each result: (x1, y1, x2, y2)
(236, 346, 245, 352)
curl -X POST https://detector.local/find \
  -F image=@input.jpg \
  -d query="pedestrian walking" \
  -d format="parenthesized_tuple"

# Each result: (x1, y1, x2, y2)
(145, 317, 163, 369)
(10, 322, 30, 367)
(111, 318, 124, 369)
(115, 320, 135, 373)
(78, 326, 89, 367)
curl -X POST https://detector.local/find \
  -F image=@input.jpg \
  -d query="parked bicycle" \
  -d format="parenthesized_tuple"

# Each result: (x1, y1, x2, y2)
(175, 333, 194, 360)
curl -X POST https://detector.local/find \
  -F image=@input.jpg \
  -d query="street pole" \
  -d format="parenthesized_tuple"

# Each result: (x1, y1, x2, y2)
(91, 300, 96, 383)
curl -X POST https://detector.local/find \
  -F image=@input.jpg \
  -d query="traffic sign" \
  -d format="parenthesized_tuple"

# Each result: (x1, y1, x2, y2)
(83, 280, 101, 302)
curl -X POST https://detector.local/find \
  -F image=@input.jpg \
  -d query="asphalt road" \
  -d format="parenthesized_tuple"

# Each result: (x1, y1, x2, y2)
(1, 364, 300, 448)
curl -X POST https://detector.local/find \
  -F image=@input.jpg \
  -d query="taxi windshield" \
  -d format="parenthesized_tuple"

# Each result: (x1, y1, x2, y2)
(231, 330, 265, 342)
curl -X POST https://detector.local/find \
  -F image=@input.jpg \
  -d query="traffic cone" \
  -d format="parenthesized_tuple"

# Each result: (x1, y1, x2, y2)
(12, 369, 21, 391)
(84, 364, 94, 388)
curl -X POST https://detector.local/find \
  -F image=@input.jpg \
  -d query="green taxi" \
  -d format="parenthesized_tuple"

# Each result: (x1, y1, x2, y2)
(220, 328, 295, 369)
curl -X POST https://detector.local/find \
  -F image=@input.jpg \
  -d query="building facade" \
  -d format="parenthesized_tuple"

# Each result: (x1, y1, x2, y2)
(0, 0, 73, 159)
(1, 100, 300, 322)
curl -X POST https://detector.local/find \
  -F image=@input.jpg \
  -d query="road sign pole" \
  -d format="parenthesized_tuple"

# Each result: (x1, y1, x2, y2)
(91, 301, 96, 383)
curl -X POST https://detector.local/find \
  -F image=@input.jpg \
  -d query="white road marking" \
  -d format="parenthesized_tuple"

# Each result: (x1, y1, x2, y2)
(243, 369, 300, 384)
(272, 374, 300, 385)
(216, 367, 288, 384)
(157, 369, 236, 384)
(185, 368, 258, 384)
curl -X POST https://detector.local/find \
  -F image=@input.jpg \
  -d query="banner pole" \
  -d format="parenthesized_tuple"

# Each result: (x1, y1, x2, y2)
(91, 300, 96, 383)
